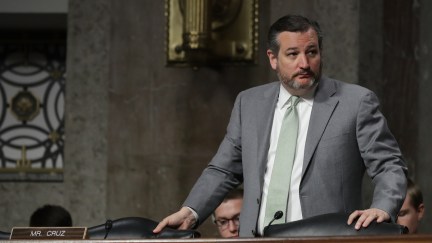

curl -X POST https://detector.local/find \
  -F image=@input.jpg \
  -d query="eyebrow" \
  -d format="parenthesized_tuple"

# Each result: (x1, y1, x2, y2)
(285, 47, 298, 52)
(217, 214, 241, 220)
(306, 43, 318, 49)
(398, 209, 408, 214)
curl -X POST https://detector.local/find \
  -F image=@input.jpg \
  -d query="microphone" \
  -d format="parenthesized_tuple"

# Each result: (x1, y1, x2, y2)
(264, 211, 283, 235)
(268, 211, 284, 227)
(104, 219, 113, 239)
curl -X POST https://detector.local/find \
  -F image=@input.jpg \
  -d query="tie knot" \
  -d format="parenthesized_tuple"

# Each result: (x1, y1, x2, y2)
(289, 96, 300, 107)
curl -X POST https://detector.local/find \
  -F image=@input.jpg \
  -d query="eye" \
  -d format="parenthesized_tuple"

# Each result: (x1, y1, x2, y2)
(306, 49, 318, 57)
(215, 219, 228, 227)
(286, 50, 298, 56)
(286, 51, 298, 57)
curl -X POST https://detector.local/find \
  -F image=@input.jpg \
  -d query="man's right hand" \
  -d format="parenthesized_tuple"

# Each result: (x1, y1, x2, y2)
(153, 207, 197, 233)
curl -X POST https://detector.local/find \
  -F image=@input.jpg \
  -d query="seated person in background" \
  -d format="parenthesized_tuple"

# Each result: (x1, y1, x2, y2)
(30, 204, 72, 227)
(212, 188, 243, 238)
(397, 178, 425, 234)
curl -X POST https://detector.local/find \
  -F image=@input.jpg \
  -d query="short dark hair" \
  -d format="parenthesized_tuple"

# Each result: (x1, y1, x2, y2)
(223, 188, 243, 202)
(30, 205, 72, 227)
(212, 188, 244, 221)
(407, 178, 423, 209)
(267, 14, 323, 55)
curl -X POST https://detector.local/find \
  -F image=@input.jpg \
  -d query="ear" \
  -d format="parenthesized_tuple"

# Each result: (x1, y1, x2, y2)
(267, 49, 278, 70)
(417, 203, 425, 220)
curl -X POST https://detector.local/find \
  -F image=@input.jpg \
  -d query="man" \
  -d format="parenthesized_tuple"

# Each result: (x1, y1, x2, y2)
(397, 178, 425, 234)
(30, 205, 72, 227)
(154, 14, 407, 237)
(212, 188, 243, 238)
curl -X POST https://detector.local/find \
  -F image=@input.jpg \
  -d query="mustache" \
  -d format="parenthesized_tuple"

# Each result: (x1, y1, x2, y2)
(292, 69, 316, 78)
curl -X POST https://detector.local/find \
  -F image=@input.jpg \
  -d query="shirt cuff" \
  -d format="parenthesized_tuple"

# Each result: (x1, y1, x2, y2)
(185, 206, 199, 229)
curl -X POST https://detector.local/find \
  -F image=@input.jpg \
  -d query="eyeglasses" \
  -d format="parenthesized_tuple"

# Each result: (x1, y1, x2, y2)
(214, 217, 240, 229)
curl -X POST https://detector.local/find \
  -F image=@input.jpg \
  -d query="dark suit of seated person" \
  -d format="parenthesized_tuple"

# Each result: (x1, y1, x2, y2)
(0, 230, 10, 239)
(30, 204, 72, 227)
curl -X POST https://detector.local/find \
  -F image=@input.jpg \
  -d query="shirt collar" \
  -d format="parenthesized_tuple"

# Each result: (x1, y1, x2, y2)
(277, 84, 291, 109)
(278, 84, 314, 109)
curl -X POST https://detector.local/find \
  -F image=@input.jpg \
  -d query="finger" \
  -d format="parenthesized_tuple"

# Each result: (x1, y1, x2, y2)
(374, 209, 390, 223)
(178, 221, 190, 230)
(347, 210, 361, 225)
(153, 218, 168, 233)
(354, 213, 368, 230)
(361, 214, 377, 228)
(375, 213, 386, 223)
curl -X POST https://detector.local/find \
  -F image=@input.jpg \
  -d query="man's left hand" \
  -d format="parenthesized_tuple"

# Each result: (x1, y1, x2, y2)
(347, 208, 390, 230)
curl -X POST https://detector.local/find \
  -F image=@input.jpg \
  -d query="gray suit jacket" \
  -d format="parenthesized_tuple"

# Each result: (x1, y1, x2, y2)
(183, 77, 407, 237)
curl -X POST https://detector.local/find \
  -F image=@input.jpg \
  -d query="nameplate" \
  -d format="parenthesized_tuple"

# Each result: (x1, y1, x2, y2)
(10, 227, 87, 240)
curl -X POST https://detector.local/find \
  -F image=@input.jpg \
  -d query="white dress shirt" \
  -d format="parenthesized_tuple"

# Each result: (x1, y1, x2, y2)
(257, 84, 314, 234)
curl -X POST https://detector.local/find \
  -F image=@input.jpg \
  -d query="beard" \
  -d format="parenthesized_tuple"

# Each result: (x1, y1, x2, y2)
(277, 64, 322, 90)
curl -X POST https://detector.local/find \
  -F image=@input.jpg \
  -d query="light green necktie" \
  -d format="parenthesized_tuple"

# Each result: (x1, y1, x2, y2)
(264, 95, 300, 227)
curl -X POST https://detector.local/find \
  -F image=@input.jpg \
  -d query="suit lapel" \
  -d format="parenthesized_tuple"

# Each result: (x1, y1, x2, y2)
(302, 77, 339, 176)
(255, 83, 279, 189)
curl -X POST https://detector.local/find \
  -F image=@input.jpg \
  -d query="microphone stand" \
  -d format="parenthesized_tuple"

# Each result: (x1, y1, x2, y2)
(264, 211, 284, 236)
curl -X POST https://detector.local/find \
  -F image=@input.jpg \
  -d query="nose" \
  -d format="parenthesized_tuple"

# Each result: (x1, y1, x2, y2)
(298, 53, 310, 69)
(228, 220, 239, 232)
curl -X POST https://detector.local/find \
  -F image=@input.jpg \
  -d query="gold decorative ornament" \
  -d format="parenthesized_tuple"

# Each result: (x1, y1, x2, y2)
(10, 90, 40, 122)
(166, 0, 259, 67)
